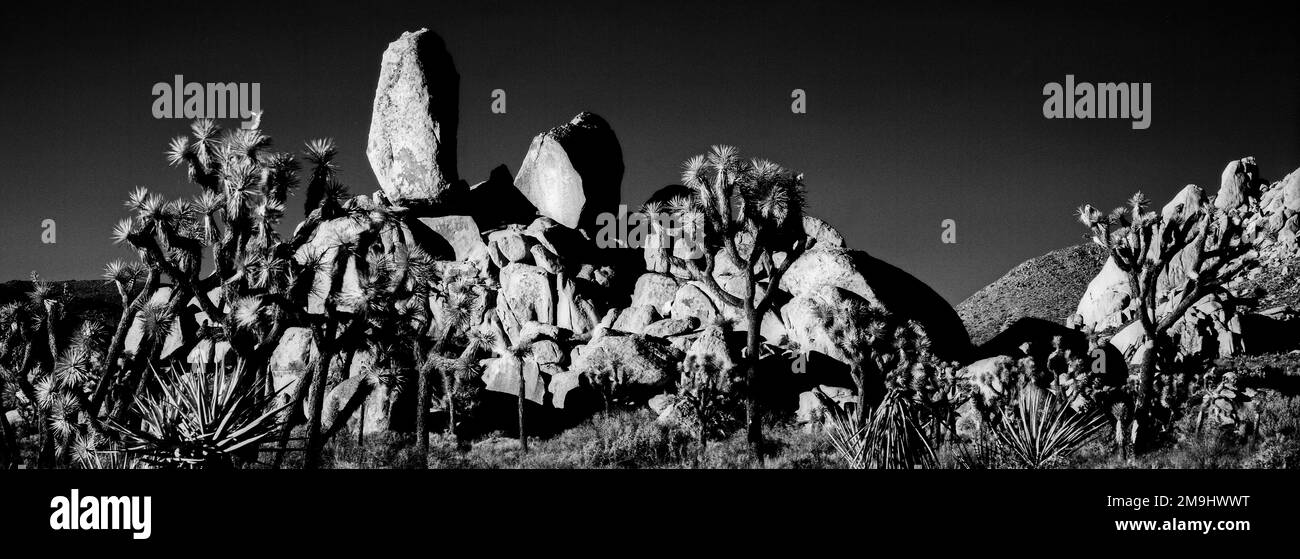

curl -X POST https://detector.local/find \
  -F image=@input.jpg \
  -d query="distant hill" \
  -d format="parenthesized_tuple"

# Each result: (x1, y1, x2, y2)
(956, 243, 1108, 345)
(0, 279, 122, 328)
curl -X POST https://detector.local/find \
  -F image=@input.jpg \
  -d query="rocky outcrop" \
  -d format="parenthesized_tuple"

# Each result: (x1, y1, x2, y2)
(366, 28, 459, 203)
(779, 247, 971, 361)
(782, 286, 874, 366)
(569, 333, 683, 399)
(513, 112, 623, 232)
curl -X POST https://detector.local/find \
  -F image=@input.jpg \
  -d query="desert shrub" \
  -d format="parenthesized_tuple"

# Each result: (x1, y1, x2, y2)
(991, 389, 1108, 469)
(455, 410, 695, 469)
(1243, 436, 1300, 469)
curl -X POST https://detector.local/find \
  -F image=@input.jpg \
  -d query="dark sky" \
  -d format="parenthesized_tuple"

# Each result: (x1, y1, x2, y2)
(1, 0, 1296, 305)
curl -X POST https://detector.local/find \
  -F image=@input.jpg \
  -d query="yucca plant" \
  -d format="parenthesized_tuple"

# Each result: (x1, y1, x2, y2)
(106, 363, 288, 469)
(819, 388, 937, 469)
(991, 389, 1107, 469)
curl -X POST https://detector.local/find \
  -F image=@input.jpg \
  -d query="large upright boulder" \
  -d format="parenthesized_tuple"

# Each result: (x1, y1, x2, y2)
(513, 112, 623, 232)
(1215, 158, 1257, 210)
(366, 28, 459, 203)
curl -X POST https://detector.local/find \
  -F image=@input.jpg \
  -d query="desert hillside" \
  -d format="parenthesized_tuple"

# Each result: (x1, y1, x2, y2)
(957, 243, 1107, 345)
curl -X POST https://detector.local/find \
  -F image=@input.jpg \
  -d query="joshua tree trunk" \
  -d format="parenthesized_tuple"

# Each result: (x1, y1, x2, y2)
(12, 344, 53, 468)
(743, 295, 762, 458)
(89, 272, 157, 418)
(271, 369, 313, 469)
(443, 370, 456, 438)
(416, 328, 455, 468)
(415, 362, 429, 467)
(0, 378, 16, 469)
(304, 320, 339, 470)
(517, 366, 528, 454)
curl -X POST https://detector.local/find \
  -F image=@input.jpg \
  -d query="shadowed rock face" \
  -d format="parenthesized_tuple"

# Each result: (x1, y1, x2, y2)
(780, 247, 972, 362)
(366, 28, 459, 203)
(513, 112, 624, 232)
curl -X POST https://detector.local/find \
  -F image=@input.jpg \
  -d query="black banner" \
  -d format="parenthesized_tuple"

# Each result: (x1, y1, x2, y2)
(1, 469, 1289, 550)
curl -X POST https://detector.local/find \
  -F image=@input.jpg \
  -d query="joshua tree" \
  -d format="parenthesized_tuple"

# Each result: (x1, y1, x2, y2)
(104, 119, 326, 416)
(1077, 189, 1254, 450)
(87, 260, 155, 418)
(673, 145, 811, 456)
(413, 269, 489, 464)
(806, 297, 932, 426)
(0, 275, 115, 468)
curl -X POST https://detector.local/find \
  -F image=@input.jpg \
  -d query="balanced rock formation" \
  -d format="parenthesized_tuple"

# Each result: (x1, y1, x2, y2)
(367, 28, 460, 203)
(513, 112, 623, 232)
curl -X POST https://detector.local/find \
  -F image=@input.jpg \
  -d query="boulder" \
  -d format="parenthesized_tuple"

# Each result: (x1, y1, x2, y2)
(613, 304, 658, 334)
(487, 226, 535, 264)
(311, 374, 413, 438)
(555, 275, 601, 335)
(528, 340, 565, 365)
(684, 325, 737, 372)
(122, 287, 184, 358)
(569, 333, 683, 397)
(643, 317, 698, 339)
(630, 273, 679, 316)
(185, 339, 232, 367)
(417, 215, 486, 262)
(513, 112, 623, 232)
(670, 282, 719, 325)
(1156, 184, 1209, 291)
(1074, 256, 1132, 331)
(1281, 167, 1300, 213)
(802, 215, 846, 249)
(548, 370, 584, 409)
(499, 263, 554, 328)
(481, 355, 547, 405)
(1215, 158, 1254, 210)
(270, 327, 317, 379)
(779, 248, 971, 361)
(781, 285, 875, 366)
(956, 355, 1018, 407)
(366, 28, 459, 203)
(1107, 320, 1149, 366)
(530, 244, 562, 274)
(293, 217, 368, 315)
(795, 386, 856, 432)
